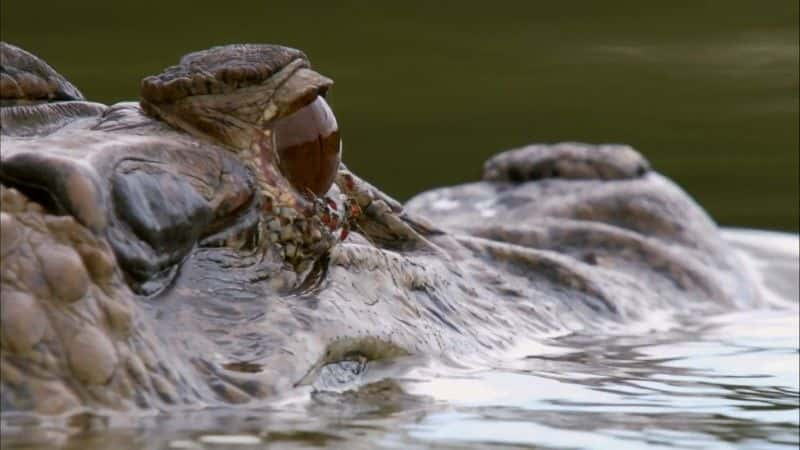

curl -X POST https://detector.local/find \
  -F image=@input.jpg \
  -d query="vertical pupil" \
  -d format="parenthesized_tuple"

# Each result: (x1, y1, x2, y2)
(272, 96, 341, 197)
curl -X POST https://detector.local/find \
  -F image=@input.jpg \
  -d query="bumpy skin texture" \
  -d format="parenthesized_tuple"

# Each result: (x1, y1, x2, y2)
(0, 42, 84, 104)
(0, 43, 761, 415)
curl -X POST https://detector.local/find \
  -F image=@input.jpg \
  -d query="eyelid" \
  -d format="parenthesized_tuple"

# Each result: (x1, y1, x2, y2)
(271, 96, 341, 197)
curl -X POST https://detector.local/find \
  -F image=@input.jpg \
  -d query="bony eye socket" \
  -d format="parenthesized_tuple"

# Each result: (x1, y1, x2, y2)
(271, 96, 341, 197)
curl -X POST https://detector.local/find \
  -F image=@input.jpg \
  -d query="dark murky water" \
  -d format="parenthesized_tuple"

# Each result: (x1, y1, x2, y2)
(1, 1, 797, 230)
(1, 230, 797, 449)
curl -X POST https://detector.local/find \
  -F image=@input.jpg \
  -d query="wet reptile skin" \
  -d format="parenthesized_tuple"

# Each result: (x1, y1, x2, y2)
(0, 42, 761, 415)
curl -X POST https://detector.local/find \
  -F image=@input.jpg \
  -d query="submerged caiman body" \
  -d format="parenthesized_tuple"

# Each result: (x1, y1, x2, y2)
(0, 42, 761, 415)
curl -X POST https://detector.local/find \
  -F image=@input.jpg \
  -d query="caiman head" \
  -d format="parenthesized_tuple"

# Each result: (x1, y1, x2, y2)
(0, 42, 762, 419)
(0, 43, 400, 414)
(1, 42, 352, 286)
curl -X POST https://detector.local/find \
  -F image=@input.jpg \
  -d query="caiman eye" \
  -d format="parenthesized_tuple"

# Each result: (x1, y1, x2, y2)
(272, 96, 341, 197)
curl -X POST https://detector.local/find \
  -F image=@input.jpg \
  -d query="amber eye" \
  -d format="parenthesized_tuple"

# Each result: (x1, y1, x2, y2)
(272, 96, 341, 197)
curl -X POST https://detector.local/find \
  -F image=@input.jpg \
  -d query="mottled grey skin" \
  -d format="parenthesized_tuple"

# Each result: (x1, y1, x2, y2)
(0, 42, 761, 416)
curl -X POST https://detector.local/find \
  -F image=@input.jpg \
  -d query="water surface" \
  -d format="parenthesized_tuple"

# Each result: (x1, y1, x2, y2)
(2, 230, 797, 449)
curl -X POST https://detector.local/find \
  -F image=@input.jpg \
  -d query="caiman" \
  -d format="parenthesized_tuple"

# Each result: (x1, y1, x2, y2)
(0, 42, 763, 415)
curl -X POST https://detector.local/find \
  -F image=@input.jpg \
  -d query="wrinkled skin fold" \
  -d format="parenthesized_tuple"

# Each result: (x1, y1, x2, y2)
(0, 42, 762, 416)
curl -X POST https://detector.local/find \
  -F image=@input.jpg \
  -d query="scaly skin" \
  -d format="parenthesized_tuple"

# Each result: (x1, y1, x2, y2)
(0, 42, 762, 416)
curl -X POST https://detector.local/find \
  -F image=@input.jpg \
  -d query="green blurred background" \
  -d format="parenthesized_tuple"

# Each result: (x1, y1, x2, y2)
(2, 1, 797, 230)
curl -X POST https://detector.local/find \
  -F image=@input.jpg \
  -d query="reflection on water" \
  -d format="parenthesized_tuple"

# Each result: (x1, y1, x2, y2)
(407, 310, 799, 449)
(1, 231, 797, 449)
